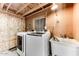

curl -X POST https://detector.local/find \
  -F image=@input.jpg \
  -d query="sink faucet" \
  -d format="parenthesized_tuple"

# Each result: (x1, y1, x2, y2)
(60, 34, 67, 38)
(51, 32, 59, 42)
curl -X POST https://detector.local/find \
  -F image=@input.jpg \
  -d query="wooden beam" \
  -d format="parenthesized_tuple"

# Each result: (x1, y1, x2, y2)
(6, 3, 12, 11)
(16, 3, 30, 14)
(26, 5, 52, 17)
(0, 9, 24, 19)
(0, 3, 5, 9)
(22, 3, 48, 17)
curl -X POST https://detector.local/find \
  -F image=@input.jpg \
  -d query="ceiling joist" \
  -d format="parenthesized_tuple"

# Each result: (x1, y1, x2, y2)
(0, 9, 24, 19)
(26, 4, 52, 17)
(22, 3, 48, 17)
(16, 3, 30, 14)
(0, 3, 52, 18)
(6, 3, 12, 11)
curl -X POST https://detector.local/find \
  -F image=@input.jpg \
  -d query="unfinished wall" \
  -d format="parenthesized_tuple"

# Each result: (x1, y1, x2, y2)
(0, 12, 25, 52)
(47, 6, 73, 37)
(73, 4, 79, 41)
(25, 4, 73, 38)
(25, 10, 46, 31)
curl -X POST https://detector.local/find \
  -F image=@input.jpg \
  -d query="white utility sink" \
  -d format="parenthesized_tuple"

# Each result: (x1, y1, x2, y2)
(50, 37, 79, 56)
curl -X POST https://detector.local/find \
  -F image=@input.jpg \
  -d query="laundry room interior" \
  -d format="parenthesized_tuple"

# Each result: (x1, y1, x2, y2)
(0, 3, 79, 56)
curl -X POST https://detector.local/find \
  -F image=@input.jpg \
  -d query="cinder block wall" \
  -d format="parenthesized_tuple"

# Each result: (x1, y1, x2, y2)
(0, 12, 25, 52)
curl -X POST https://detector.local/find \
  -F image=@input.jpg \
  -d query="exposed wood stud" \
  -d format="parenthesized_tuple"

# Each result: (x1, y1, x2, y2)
(16, 3, 30, 14)
(6, 3, 12, 11)
(22, 3, 48, 17)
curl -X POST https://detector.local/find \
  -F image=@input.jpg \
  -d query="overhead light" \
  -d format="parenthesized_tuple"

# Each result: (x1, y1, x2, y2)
(51, 4, 58, 11)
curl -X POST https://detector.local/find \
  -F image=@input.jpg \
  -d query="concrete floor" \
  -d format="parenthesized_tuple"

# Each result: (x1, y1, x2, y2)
(0, 50, 18, 56)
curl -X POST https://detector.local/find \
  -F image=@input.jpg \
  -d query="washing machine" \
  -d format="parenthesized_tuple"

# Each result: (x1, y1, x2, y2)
(25, 31, 50, 56)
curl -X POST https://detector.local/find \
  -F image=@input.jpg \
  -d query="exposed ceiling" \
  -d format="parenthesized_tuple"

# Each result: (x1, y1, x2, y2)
(0, 3, 73, 18)
(0, 3, 52, 18)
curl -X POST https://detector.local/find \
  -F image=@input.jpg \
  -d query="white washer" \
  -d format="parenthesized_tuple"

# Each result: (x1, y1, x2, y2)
(25, 31, 50, 56)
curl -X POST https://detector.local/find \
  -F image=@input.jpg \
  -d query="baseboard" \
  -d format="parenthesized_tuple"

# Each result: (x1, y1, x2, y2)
(9, 46, 17, 51)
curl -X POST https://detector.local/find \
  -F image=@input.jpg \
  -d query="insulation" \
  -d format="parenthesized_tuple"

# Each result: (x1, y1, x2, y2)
(0, 12, 25, 52)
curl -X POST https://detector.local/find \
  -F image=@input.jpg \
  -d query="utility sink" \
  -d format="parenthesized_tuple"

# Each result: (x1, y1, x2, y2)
(50, 37, 79, 56)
